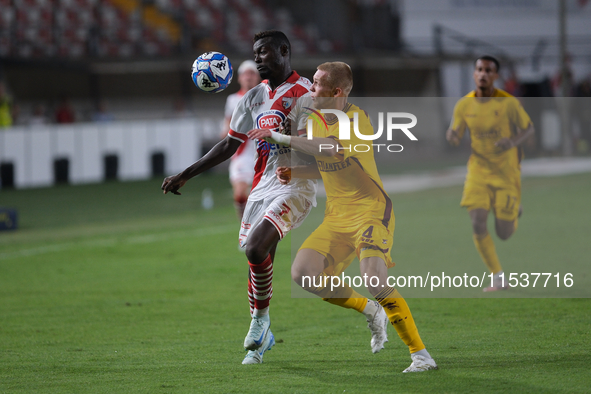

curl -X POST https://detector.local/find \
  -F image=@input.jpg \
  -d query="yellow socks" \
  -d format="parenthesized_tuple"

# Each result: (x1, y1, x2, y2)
(375, 287, 425, 353)
(324, 295, 367, 313)
(473, 233, 502, 274)
(309, 272, 368, 313)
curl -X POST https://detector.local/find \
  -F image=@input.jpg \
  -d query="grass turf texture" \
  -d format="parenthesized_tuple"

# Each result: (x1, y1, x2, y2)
(1, 173, 590, 393)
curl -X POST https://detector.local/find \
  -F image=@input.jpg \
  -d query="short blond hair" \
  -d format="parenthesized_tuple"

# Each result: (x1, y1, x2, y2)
(317, 62, 353, 96)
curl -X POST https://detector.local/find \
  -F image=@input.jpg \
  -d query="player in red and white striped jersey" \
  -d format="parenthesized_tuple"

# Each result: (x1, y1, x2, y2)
(161, 30, 316, 365)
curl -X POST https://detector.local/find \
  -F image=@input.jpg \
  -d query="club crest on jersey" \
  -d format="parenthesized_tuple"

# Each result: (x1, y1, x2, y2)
(256, 110, 286, 131)
(282, 97, 293, 109)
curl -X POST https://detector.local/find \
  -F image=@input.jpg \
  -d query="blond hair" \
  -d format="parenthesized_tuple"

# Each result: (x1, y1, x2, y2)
(317, 62, 353, 96)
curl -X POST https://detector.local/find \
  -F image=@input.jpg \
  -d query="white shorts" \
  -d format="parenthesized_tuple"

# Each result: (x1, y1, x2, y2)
(239, 193, 313, 249)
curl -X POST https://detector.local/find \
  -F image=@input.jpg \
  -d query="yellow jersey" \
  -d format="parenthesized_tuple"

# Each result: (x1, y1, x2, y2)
(310, 103, 392, 228)
(0, 98, 12, 128)
(450, 89, 531, 173)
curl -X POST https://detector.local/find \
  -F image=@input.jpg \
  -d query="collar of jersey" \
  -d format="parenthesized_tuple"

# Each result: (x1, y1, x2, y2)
(466, 88, 511, 98)
(263, 71, 300, 92)
(325, 102, 353, 125)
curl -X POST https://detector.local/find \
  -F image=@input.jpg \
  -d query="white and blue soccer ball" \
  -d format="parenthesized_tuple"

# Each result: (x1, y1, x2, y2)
(191, 52, 233, 93)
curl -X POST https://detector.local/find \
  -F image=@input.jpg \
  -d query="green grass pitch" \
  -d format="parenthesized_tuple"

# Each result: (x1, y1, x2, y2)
(1, 172, 590, 393)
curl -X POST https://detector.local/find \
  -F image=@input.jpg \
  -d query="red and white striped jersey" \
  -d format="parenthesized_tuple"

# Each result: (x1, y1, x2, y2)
(228, 71, 317, 204)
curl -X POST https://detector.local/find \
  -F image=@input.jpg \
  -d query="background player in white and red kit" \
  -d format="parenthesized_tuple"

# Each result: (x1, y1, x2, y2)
(161, 30, 315, 365)
(221, 60, 260, 220)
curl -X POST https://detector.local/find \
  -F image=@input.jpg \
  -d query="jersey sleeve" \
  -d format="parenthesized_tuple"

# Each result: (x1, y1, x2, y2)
(450, 99, 467, 139)
(507, 98, 532, 130)
(228, 94, 253, 143)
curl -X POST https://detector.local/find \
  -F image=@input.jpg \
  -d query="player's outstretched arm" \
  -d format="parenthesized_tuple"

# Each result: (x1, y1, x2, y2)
(275, 165, 321, 184)
(495, 123, 535, 151)
(247, 128, 340, 157)
(162, 136, 241, 195)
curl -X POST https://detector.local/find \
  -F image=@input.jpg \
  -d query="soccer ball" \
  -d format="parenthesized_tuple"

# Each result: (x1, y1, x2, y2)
(191, 52, 233, 93)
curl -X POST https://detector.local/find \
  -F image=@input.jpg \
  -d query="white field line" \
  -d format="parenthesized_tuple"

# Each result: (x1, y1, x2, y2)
(0, 224, 237, 261)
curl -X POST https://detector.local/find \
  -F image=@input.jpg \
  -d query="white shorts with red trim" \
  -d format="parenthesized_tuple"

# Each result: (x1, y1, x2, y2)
(239, 193, 313, 249)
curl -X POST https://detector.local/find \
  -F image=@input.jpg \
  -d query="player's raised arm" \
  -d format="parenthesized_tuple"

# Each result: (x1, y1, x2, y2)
(247, 128, 340, 157)
(275, 164, 321, 184)
(161, 136, 242, 195)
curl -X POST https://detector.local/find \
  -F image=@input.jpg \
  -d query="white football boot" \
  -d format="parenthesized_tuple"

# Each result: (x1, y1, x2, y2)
(402, 354, 438, 373)
(483, 271, 511, 292)
(244, 314, 270, 351)
(242, 329, 275, 365)
(366, 301, 389, 353)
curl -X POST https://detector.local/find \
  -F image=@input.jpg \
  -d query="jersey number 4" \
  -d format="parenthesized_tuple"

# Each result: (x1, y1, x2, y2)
(362, 226, 374, 238)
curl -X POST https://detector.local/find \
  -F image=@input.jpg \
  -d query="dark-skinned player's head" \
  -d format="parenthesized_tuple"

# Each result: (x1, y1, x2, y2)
(253, 30, 291, 57)
(475, 55, 500, 72)
(473, 55, 500, 91)
(252, 30, 291, 80)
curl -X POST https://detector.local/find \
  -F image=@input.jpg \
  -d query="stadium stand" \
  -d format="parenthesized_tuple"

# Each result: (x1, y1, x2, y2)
(0, 0, 323, 58)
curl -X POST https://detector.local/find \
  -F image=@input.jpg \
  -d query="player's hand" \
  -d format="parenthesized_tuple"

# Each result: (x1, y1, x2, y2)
(495, 138, 515, 151)
(247, 128, 273, 141)
(161, 174, 186, 195)
(276, 166, 292, 185)
(279, 119, 292, 136)
(446, 128, 460, 146)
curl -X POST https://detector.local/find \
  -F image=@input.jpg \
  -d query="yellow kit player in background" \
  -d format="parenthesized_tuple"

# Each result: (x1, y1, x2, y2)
(248, 62, 437, 372)
(447, 56, 534, 291)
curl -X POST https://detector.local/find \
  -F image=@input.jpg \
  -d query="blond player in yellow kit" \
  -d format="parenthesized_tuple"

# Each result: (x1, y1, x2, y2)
(248, 62, 437, 373)
(447, 56, 535, 291)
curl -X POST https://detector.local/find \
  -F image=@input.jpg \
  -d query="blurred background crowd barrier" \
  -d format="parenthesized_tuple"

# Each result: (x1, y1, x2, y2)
(0, 118, 211, 188)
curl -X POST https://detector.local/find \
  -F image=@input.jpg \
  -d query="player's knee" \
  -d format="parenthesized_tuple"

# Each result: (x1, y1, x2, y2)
(495, 220, 515, 240)
(359, 257, 388, 297)
(291, 262, 320, 288)
(471, 218, 487, 235)
(233, 187, 248, 201)
(290, 265, 306, 287)
(245, 243, 267, 264)
(469, 209, 489, 235)
(496, 227, 514, 240)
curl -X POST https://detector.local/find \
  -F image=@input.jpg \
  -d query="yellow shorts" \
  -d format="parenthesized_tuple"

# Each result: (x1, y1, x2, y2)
(299, 212, 396, 273)
(461, 171, 521, 222)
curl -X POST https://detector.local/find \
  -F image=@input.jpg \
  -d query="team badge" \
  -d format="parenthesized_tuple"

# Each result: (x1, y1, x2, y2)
(282, 97, 293, 109)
